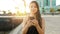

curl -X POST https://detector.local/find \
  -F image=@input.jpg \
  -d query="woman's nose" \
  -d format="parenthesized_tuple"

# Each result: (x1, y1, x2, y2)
(31, 7, 35, 9)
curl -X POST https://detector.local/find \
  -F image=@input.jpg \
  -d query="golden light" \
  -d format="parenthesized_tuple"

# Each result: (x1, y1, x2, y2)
(10, 0, 26, 14)
(24, 0, 36, 13)
(0, 0, 16, 13)
(25, 0, 33, 13)
(0, 0, 34, 16)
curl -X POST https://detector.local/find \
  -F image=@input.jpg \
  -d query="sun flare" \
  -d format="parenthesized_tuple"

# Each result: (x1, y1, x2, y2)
(0, 0, 34, 16)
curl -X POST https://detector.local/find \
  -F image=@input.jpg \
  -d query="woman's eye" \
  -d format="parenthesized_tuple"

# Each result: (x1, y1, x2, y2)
(34, 6, 37, 8)
(31, 6, 33, 8)
(31, 6, 37, 8)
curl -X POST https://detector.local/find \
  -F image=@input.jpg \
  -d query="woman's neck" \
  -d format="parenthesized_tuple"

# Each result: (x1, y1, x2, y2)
(30, 13, 36, 19)
(30, 13, 34, 16)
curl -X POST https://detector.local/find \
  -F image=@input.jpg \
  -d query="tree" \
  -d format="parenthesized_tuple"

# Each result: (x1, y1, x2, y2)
(57, 9, 60, 13)
(50, 8, 55, 15)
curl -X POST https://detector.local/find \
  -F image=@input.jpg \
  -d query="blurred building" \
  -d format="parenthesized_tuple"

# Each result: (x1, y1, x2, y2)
(36, 0, 56, 14)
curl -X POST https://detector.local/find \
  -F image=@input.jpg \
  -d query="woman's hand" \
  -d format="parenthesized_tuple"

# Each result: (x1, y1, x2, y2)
(31, 19, 39, 27)
(25, 20, 34, 28)
(31, 19, 44, 34)
(22, 20, 34, 34)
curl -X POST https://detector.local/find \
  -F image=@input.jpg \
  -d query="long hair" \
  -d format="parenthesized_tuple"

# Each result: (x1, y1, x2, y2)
(30, 1, 42, 28)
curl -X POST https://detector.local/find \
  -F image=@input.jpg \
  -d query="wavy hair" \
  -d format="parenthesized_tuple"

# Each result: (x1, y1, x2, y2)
(30, 1, 42, 28)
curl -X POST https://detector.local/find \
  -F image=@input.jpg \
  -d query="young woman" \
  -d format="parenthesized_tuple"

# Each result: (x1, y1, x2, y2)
(22, 1, 45, 34)
(9, 1, 45, 34)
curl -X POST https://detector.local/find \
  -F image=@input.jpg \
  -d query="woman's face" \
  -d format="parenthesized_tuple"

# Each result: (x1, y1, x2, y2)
(29, 3, 38, 14)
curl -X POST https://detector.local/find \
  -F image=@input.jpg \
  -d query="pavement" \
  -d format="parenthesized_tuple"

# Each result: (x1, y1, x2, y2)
(0, 15, 60, 34)
(43, 16, 60, 34)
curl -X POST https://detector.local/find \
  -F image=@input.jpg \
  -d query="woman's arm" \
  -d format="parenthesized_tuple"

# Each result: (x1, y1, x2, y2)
(22, 20, 33, 34)
(22, 24, 29, 34)
(42, 18, 45, 34)
(36, 18, 45, 34)
(32, 18, 45, 34)
(36, 25, 44, 34)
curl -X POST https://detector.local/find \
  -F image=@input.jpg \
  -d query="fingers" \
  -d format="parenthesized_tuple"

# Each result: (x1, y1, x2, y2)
(25, 19, 37, 27)
(32, 19, 38, 23)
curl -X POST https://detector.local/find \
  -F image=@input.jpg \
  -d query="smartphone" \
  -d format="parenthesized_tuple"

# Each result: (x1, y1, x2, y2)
(29, 17, 35, 20)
